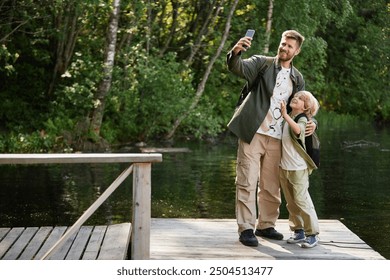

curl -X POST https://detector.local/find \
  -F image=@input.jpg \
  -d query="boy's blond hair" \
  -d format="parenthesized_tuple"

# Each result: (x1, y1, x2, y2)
(295, 91, 320, 117)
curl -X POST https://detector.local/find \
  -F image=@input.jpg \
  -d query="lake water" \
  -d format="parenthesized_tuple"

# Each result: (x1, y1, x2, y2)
(1, 118, 389, 259)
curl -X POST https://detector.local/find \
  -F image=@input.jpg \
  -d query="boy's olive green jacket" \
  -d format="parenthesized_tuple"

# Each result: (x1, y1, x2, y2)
(226, 51, 305, 144)
(288, 115, 318, 174)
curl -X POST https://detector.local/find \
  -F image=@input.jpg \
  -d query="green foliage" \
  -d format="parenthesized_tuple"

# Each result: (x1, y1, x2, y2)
(181, 101, 225, 140)
(296, 36, 328, 94)
(103, 49, 196, 142)
(53, 55, 102, 118)
(0, 0, 389, 152)
(0, 131, 65, 153)
(319, 0, 390, 121)
(0, 44, 19, 75)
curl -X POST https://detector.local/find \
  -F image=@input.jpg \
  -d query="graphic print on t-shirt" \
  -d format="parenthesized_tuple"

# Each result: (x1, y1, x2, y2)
(257, 67, 292, 139)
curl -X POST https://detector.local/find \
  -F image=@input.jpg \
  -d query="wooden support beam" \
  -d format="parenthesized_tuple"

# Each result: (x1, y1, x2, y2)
(131, 163, 151, 260)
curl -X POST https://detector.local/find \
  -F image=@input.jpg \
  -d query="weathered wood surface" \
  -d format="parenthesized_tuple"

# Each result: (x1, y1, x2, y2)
(0, 223, 131, 260)
(150, 218, 386, 260)
(1, 219, 386, 260)
(98, 224, 131, 260)
(0, 153, 162, 164)
(131, 163, 151, 260)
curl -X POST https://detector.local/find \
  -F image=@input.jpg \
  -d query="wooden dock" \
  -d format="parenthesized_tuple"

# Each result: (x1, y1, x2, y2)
(150, 218, 386, 260)
(1, 219, 385, 260)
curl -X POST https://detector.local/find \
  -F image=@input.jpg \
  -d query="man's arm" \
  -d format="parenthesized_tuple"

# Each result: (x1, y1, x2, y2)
(226, 35, 253, 78)
(227, 39, 266, 86)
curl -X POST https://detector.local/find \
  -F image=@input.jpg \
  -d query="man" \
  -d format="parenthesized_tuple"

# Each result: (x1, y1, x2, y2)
(227, 30, 316, 247)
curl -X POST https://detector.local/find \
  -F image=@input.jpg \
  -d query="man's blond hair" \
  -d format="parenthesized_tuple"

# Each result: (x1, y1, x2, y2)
(282, 30, 305, 49)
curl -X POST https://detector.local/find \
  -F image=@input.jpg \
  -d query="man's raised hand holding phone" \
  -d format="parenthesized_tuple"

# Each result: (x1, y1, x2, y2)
(233, 29, 255, 55)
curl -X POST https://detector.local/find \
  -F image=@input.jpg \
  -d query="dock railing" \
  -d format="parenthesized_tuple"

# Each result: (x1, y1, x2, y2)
(0, 153, 163, 260)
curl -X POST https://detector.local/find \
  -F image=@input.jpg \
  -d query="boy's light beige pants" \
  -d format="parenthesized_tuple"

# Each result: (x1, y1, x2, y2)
(235, 133, 282, 233)
(279, 168, 320, 235)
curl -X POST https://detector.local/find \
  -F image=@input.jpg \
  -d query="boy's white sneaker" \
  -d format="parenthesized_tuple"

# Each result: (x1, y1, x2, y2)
(287, 229, 305, 244)
(300, 235, 319, 248)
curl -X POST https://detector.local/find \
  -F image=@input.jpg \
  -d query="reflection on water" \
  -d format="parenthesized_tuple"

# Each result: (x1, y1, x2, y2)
(0, 121, 389, 259)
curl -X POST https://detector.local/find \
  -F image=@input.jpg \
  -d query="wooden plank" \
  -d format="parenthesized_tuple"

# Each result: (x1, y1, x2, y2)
(131, 163, 151, 260)
(0, 227, 24, 259)
(2, 227, 38, 260)
(0, 153, 162, 165)
(150, 218, 386, 260)
(47, 228, 78, 260)
(82, 226, 107, 260)
(34, 226, 67, 260)
(0, 228, 10, 241)
(65, 226, 93, 260)
(98, 223, 131, 260)
(19, 227, 53, 260)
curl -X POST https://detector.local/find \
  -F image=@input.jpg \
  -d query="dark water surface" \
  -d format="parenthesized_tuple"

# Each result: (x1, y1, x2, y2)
(1, 120, 389, 259)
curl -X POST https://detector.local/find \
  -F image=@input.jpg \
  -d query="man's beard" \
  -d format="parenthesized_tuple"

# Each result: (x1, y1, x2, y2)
(278, 50, 294, 62)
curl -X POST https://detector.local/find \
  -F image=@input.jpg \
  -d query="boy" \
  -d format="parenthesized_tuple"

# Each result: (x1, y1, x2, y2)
(280, 90, 320, 248)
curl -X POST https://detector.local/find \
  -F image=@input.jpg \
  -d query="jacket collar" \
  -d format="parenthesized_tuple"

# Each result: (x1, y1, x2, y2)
(274, 56, 299, 84)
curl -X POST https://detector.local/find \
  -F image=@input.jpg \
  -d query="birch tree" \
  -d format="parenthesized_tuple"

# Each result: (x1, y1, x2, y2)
(263, 0, 274, 53)
(89, 0, 121, 137)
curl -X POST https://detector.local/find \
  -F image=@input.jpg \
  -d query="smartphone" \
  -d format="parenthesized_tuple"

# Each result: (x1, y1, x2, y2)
(245, 29, 255, 39)
(243, 29, 255, 49)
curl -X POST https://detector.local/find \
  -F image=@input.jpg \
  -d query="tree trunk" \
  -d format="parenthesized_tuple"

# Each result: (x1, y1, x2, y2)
(263, 0, 274, 54)
(47, 1, 80, 97)
(164, 0, 239, 140)
(146, 0, 152, 55)
(89, 0, 121, 136)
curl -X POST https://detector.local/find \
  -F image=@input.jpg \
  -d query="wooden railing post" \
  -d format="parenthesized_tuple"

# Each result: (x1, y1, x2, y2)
(131, 162, 151, 260)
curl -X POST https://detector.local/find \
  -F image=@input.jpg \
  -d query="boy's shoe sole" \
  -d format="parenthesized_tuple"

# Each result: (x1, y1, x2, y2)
(287, 237, 305, 244)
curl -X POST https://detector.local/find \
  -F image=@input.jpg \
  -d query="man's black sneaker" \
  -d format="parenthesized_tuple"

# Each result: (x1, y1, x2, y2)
(239, 229, 259, 247)
(255, 227, 284, 240)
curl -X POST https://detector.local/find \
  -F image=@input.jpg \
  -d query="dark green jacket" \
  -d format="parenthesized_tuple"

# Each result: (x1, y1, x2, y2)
(227, 51, 305, 144)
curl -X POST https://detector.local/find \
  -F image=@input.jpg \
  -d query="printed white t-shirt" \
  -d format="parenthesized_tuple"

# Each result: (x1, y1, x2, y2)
(257, 67, 292, 139)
